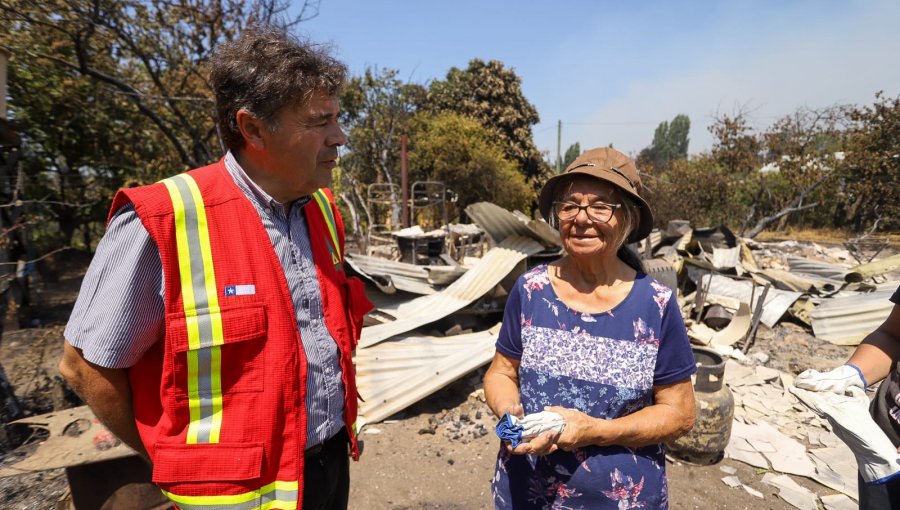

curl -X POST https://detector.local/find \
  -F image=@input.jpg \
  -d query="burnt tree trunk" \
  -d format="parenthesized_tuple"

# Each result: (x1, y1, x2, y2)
(0, 123, 25, 450)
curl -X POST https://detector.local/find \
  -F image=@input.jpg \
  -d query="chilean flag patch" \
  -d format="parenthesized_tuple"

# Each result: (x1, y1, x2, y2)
(224, 284, 256, 296)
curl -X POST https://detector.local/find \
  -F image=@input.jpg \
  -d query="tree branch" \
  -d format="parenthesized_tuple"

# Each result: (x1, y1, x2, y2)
(67, 38, 198, 168)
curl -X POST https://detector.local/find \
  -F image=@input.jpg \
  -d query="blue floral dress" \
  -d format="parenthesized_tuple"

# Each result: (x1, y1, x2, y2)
(492, 265, 696, 510)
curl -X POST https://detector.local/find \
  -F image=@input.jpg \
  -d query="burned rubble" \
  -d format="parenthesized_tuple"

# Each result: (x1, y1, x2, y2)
(0, 199, 897, 509)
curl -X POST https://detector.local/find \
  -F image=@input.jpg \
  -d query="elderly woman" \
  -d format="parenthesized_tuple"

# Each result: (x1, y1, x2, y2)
(484, 147, 697, 509)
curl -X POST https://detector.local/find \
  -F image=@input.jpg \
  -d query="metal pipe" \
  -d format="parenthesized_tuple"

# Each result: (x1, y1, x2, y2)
(742, 283, 770, 354)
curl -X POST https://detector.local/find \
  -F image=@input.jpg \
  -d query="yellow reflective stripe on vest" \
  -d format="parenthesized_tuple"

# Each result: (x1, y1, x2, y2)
(161, 480, 299, 510)
(311, 190, 341, 266)
(162, 174, 225, 445)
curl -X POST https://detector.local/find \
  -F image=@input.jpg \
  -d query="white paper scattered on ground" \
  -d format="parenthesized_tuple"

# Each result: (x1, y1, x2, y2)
(820, 493, 858, 510)
(722, 476, 742, 488)
(755, 421, 817, 478)
(742, 484, 765, 499)
(807, 447, 859, 500)
(762, 473, 819, 510)
(718, 353, 860, 505)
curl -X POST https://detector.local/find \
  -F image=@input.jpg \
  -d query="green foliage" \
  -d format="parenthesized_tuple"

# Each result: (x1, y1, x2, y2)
(841, 92, 900, 231)
(709, 111, 762, 176)
(0, 0, 312, 250)
(408, 112, 532, 217)
(339, 68, 426, 188)
(428, 59, 543, 181)
(648, 157, 747, 228)
(638, 114, 690, 171)
(562, 142, 581, 170)
(757, 107, 847, 230)
(337, 67, 427, 233)
(338, 65, 540, 232)
(648, 107, 850, 234)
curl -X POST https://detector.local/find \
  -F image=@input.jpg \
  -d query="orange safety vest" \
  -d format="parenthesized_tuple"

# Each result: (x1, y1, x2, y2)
(109, 159, 372, 509)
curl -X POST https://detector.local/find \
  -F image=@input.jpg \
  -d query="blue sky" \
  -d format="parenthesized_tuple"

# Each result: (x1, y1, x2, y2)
(299, 0, 900, 159)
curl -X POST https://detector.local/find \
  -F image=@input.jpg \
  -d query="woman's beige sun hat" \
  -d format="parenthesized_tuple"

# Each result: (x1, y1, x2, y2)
(538, 147, 653, 243)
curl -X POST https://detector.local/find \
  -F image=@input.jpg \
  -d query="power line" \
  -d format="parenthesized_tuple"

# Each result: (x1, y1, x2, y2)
(563, 121, 659, 126)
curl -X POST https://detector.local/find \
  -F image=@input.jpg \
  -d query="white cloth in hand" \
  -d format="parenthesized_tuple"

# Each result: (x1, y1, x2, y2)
(794, 365, 865, 393)
(512, 411, 566, 442)
(790, 385, 900, 484)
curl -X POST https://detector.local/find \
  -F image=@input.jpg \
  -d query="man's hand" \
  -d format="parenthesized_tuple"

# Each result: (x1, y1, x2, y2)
(59, 343, 149, 458)
(794, 364, 866, 394)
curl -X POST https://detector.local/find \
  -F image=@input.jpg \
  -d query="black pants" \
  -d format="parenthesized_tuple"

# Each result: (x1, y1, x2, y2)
(858, 473, 900, 509)
(302, 428, 350, 510)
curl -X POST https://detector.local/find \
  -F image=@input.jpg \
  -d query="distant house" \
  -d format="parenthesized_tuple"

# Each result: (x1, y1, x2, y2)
(758, 152, 845, 174)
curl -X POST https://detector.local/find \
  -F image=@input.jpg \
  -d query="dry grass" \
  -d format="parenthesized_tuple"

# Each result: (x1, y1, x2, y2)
(754, 227, 900, 247)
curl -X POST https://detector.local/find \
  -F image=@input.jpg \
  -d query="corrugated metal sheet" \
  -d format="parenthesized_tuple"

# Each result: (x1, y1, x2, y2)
(700, 274, 803, 328)
(846, 253, 900, 283)
(811, 286, 897, 345)
(424, 264, 469, 285)
(359, 235, 544, 348)
(345, 254, 437, 295)
(633, 229, 663, 256)
(465, 202, 560, 247)
(512, 210, 562, 247)
(786, 256, 849, 283)
(711, 246, 740, 270)
(754, 268, 840, 293)
(823, 280, 896, 300)
(355, 326, 499, 426)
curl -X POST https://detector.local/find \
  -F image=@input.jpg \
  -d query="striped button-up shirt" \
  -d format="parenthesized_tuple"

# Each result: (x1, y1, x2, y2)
(65, 152, 345, 448)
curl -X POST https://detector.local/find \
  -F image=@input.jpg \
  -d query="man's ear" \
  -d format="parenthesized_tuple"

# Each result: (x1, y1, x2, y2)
(236, 109, 268, 150)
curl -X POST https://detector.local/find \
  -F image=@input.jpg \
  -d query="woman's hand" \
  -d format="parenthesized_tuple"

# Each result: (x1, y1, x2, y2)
(508, 430, 559, 456)
(544, 406, 601, 451)
(499, 401, 525, 419)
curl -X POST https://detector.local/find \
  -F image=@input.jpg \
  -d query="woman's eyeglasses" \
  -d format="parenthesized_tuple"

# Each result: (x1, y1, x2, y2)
(553, 201, 620, 223)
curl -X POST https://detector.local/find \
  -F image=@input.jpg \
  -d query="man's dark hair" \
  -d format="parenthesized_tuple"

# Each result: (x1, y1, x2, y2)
(210, 26, 347, 151)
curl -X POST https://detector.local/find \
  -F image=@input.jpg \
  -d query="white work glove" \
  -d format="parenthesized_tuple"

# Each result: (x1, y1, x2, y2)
(794, 364, 867, 393)
(790, 385, 900, 484)
(515, 411, 566, 442)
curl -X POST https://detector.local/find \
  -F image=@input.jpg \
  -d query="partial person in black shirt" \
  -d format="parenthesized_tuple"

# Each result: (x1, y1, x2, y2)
(795, 286, 900, 509)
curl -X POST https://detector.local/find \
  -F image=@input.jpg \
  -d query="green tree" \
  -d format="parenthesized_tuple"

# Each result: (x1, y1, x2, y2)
(638, 114, 690, 171)
(339, 67, 427, 234)
(562, 142, 581, 169)
(409, 112, 531, 217)
(428, 59, 543, 181)
(842, 92, 900, 232)
(648, 157, 746, 228)
(754, 106, 846, 232)
(9, 51, 145, 248)
(0, 0, 319, 248)
(0, 0, 319, 174)
(709, 109, 762, 176)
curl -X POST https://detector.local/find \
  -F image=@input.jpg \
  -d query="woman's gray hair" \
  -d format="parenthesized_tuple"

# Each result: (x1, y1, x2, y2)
(210, 26, 347, 151)
(614, 195, 645, 272)
(611, 193, 640, 251)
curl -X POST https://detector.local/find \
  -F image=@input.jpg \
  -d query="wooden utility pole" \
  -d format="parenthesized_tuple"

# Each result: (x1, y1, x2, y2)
(400, 135, 409, 228)
(556, 120, 562, 173)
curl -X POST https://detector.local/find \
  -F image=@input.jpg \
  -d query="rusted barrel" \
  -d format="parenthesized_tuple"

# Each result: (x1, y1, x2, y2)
(666, 346, 734, 464)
